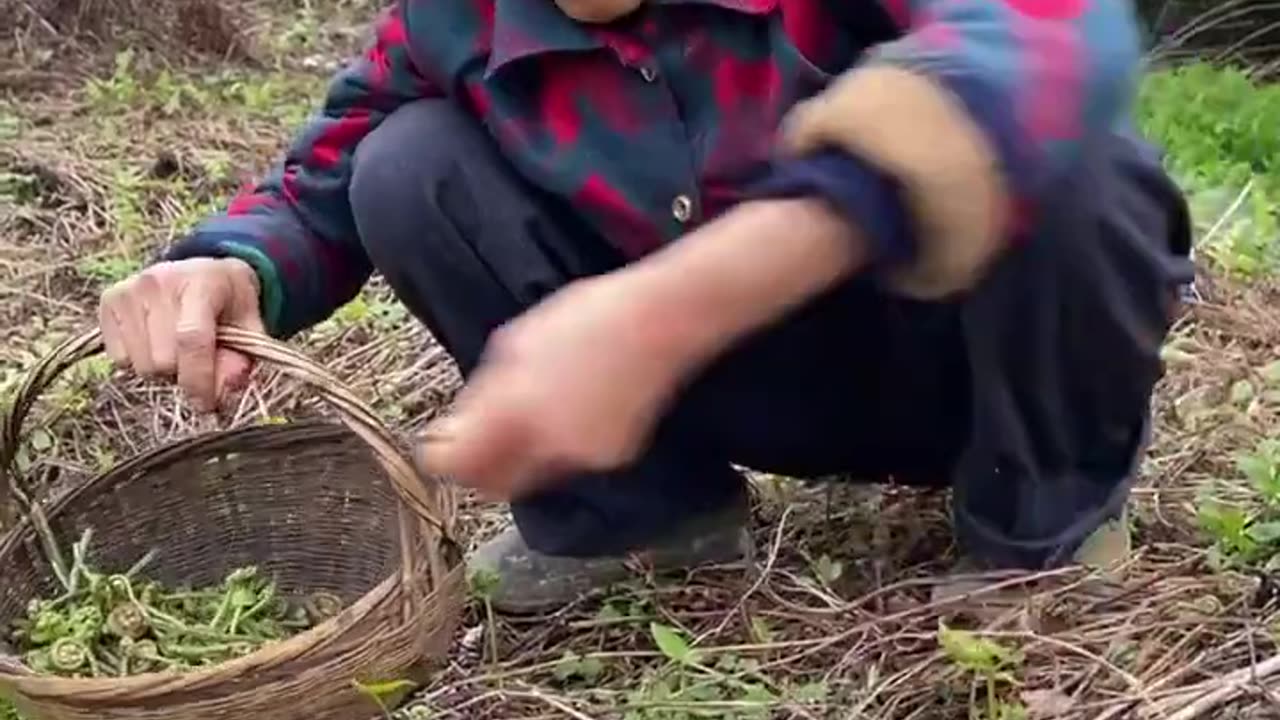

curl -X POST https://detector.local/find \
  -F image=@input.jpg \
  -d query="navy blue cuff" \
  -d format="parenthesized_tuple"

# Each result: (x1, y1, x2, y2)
(163, 230, 250, 263)
(748, 149, 915, 266)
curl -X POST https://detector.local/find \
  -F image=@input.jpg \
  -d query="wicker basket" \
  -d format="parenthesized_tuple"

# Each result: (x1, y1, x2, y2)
(0, 327, 465, 720)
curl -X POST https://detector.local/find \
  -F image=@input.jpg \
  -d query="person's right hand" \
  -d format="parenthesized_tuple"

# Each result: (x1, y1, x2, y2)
(98, 257, 265, 412)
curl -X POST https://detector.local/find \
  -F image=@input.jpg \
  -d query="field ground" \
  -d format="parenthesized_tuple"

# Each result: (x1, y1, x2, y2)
(4, 3, 1280, 718)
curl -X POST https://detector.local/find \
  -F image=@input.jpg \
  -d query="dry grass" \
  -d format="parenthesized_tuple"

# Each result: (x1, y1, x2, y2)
(1145, 0, 1280, 76)
(5, 2, 1280, 718)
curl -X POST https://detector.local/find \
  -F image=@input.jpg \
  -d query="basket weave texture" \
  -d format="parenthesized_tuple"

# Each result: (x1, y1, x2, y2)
(0, 327, 464, 720)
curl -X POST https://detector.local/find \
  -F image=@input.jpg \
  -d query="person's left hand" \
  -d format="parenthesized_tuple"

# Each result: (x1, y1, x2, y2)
(413, 274, 694, 501)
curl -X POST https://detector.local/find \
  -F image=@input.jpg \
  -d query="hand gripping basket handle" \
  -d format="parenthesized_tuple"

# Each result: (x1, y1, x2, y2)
(0, 326, 454, 552)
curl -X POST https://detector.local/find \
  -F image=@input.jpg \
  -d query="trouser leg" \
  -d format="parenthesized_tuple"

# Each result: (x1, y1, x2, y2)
(946, 131, 1193, 568)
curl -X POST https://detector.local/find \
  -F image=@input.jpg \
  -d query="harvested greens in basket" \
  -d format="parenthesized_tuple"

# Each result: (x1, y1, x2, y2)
(7, 528, 343, 678)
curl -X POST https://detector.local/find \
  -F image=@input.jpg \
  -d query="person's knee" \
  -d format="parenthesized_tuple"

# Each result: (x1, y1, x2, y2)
(350, 99, 479, 258)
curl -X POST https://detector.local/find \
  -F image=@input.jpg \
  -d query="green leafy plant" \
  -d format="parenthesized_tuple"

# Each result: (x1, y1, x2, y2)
(553, 650, 606, 684)
(0, 171, 39, 205)
(353, 677, 418, 719)
(595, 592, 656, 625)
(8, 529, 330, 679)
(1199, 438, 1280, 569)
(1137, 62, 1280, 279)
(1138, 64, 1280, 187)
(938, 624, 1025, 720)
(466, 568, 501, 665)
(0, 110, 19, 141)
(85, 50, 142, 111)
(275, 6, 323, 53)
(328, 294, 409, 332)
(621, 623, 799, 720)
(811, 553, 844, 587)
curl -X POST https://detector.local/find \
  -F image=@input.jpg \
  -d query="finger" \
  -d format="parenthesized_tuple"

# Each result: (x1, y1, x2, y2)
(174, 286, 219, 412)
(144, 284, 178, 376)
(417, 404, 536, 499)
(98, 287, 129, 366)
(113, 287, 155, 375)
(465, 414, 547, 502)
(214, 347, 254, 404)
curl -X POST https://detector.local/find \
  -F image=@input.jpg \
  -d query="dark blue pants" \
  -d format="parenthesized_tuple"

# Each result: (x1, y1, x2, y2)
(348, 100, 1194, 570)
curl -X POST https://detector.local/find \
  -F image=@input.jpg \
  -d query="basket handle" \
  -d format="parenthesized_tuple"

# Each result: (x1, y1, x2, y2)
(0, 327, 454, 543)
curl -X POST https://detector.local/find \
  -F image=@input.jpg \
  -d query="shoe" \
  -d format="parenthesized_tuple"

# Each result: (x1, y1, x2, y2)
(1071, 505, 1131, 570)
(931, 505, 1131, 610)
(467, 502, 752, 614)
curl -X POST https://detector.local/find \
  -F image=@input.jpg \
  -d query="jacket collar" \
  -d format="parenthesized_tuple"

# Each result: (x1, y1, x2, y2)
(486, 0, 778, 78)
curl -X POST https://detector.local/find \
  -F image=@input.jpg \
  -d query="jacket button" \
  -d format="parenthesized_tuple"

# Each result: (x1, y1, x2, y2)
(671, 194, 694, 223)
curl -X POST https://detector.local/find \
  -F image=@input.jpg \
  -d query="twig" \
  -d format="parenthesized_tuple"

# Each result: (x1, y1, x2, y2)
(1144, 652, 1280, 720)
(697, 504, 792, 643)
(1200, 178, 1254, 249)
(505, 686, 599, 720)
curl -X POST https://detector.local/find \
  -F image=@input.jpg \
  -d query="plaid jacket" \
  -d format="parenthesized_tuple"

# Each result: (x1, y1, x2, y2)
(169, 0, 1143, 337)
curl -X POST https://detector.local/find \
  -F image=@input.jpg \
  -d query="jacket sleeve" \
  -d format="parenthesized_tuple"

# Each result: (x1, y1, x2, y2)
(166, 2, 439, 338)
(754, 0, 1143, 299)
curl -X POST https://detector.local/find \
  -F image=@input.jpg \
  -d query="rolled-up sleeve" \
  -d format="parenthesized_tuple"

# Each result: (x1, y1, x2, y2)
(753, 0, 1143, 297)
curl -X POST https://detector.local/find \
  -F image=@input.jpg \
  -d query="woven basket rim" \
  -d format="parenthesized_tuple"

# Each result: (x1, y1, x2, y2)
(0, 328, 462, 707)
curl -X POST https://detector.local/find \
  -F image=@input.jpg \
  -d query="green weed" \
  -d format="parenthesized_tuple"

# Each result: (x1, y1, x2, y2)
(329, 294, 409, 332)
(938, 624, 1025, 720)
(77, 255, 143, 285)
(353, 677, 419, 719)
(1138, 64, 1280, 186)
(86, 50, 143, 111)
(1137, 62, 1280, 278)
(105, 161, 145, 242)
(0, 171, 39, 205)
(466, 568, 501, 665)
(4, 351, 114, 478)
(620, 622, 827, 719)
(0, 111, 39, 205)
(75, 158, 222, 286)
(0, 109, 19, 141)
(553, 650, 606, 684)
(195, 150, 236, 186)
(275, 6, 324, 54)
(596, 592, 657, 625)
(84, 49, 321, 124)
(1199, 437, 1280, 570)
(810, 553, 844, 587)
